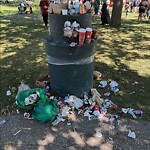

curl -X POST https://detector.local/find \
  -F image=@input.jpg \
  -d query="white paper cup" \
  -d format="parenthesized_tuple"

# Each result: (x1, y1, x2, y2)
(62, 9, 68, 15)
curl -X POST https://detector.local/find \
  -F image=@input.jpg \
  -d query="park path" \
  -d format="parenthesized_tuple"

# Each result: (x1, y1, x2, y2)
(0, 115, 150, 150)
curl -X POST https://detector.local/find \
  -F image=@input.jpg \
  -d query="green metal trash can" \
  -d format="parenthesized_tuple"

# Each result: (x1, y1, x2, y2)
(44, 13, 97, 97)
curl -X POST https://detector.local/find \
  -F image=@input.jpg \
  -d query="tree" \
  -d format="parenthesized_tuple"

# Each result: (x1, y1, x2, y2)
(110, 0, 123, 27)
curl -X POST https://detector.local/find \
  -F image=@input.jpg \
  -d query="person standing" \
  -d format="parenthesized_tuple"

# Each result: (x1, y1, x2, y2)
(125, 1, 130, 17)
(138, 0, 148, 20)
(101, 1, 110, 25)
(93, 0, 100, 15)
(39, 0, 50, 28)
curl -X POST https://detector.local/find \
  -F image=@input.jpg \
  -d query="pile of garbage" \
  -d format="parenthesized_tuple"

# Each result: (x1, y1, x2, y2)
(13, 73, 142, 126)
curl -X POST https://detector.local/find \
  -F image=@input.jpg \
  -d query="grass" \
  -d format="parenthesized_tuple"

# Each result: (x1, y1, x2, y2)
(0, 3, 150, 121)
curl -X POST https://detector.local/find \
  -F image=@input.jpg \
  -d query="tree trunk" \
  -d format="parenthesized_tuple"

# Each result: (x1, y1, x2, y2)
(110, 0, 123, 27)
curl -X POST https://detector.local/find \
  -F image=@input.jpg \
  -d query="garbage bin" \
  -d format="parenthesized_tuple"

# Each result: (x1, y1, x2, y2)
(44, 13, 97, 97)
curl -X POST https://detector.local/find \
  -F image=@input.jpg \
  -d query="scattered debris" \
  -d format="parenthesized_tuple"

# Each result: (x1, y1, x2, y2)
(0, 119, 6, 125)
(24, 112, 30, 119)
(61, 106, 70, 117)
(109, 125, 115, 130)
(109, 81, 119, 93)
(109, 137, 113, 141)
(22, 128, 31, 130)
(6, 90, 11, 96)
(98, 80, 107, 88)
(132, 81, 139, 85)
(128, 130, 136, 139)
(17, 82, 30, 94)
(24, 91, 40, 106)
(96, 131, 103, 138)
(122, 108, 142, 119)
(132, 110, 143, 116)
(16, 109, 20, 114)
(52, 117, 65, 126)
(12, 77, 143, 140)
(93, 71, 102, 79)
(130, 91, 136, 94)
(104, 92, 111, 97)
(70, 42, 77, 47)
(90, 88, 103, 106)
(14, 130, 21, 136)
(67, 121, 72, 126)
(103, 99, 117, 109)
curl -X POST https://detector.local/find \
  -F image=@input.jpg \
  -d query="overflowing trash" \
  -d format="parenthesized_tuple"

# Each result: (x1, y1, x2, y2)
(3, 72, 139, 142)
(14, 74, 120, 125)
(50, 0, 92, 15)
(32, 100, 59, 123)
(16, 87, 59, 123)
(63, 20, 97, 45)
(16, 88, 47, 110)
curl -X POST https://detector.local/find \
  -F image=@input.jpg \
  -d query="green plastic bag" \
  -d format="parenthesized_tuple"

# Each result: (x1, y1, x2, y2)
(16, 88, 47, 110)
(32, 100, 59, 123)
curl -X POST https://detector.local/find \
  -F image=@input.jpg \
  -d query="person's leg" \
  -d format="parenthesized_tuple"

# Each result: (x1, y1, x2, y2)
(94, 7, 98, 15)
(138, 13, 142, 21)
(42, 13, 48, 27)
(106, 11, 110, 24)
(45, 13, 48, 27)
(30, 7, 32, 14)
(131, 5, 133, 12)
(101, 14, 105, 25)
(24, 6, 26, 12)
(126, 10, 128, 17)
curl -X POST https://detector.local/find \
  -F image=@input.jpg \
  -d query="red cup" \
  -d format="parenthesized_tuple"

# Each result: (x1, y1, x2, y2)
(92, 29, 97, 39)
(79, 28, 86, 45)
(85, 27, 93, 43)
(93, 105, 100, 110)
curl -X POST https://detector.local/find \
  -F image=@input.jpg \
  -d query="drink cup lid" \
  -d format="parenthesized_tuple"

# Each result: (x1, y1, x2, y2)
(79, 28, 86, 33)
(86, 27, 93, 32)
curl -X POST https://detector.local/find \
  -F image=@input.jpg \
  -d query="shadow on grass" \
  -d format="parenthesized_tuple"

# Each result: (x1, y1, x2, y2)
(92, 18, 150, 120)
(0, 14, 48, 114)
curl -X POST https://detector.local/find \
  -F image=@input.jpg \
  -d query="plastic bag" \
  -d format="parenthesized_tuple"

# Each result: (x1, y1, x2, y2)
(18, 82, 30, 93)
(16, 88, 47, 110)
(32, 100, 59, 123)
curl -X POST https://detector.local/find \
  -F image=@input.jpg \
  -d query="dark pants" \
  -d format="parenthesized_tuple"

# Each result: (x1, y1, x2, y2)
(42, 13, 48, 27)
(94, 6, 100, 15)
(101, 11, 110, 25)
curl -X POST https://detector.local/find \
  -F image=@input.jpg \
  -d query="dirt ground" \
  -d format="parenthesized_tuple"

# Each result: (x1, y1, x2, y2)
(0, 114, 150, 150)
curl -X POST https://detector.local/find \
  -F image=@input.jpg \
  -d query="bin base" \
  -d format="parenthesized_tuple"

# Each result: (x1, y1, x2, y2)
(48, 62, 94, 97)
